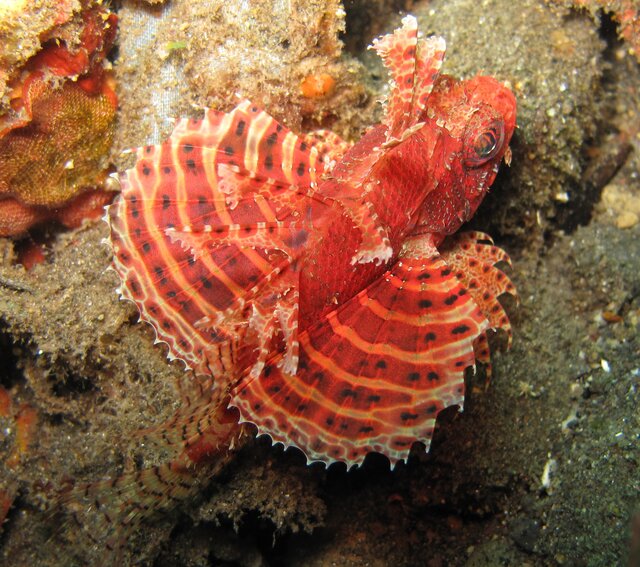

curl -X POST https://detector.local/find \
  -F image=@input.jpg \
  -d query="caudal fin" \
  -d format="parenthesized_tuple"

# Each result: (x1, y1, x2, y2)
(59, 396, 247, 559)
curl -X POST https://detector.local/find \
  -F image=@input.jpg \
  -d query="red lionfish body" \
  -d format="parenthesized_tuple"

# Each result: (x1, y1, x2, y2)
(109, 14, 516, 488)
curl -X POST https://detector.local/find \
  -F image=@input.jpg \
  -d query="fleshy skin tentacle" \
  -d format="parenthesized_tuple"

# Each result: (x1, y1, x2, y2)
(371, 15, 446, 143)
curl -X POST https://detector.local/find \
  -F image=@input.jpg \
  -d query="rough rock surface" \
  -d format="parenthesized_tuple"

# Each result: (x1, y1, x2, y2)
(113, 0, 370, 168)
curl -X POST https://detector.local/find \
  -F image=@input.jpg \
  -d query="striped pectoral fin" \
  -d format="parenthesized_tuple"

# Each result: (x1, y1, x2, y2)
(110, 128, 318, 378)
(135, 386, 238, 456)
(62, 459, 204, 556)
(157, 99, 331, 192)
(232, 234, 488, 468)
(111, 190, 292, 377)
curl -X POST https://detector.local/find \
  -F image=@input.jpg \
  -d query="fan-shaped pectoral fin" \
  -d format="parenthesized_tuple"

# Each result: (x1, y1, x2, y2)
(232, 232, 488, 468)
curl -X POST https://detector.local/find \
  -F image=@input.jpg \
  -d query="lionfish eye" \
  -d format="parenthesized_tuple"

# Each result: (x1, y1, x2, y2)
(464, 120, 505, 168)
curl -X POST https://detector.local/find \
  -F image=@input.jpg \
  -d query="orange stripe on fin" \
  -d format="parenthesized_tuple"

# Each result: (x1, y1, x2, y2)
(232, 232, 488, 468)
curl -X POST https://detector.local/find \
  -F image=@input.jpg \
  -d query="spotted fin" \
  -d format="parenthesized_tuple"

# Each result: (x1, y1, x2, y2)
(62, 401, 244, 558)
(63, 459, 202, 557)
(232, 233, 488, 468)
(440, 231, 518, 378)
(163, 99, 333, 188)
(135, 388, 240, 457)
(109, 101, 338, 379)
(371, 15, 446, 142)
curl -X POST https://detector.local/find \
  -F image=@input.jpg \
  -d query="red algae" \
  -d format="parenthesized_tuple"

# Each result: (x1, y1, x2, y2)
(0, 0, 117, 237)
